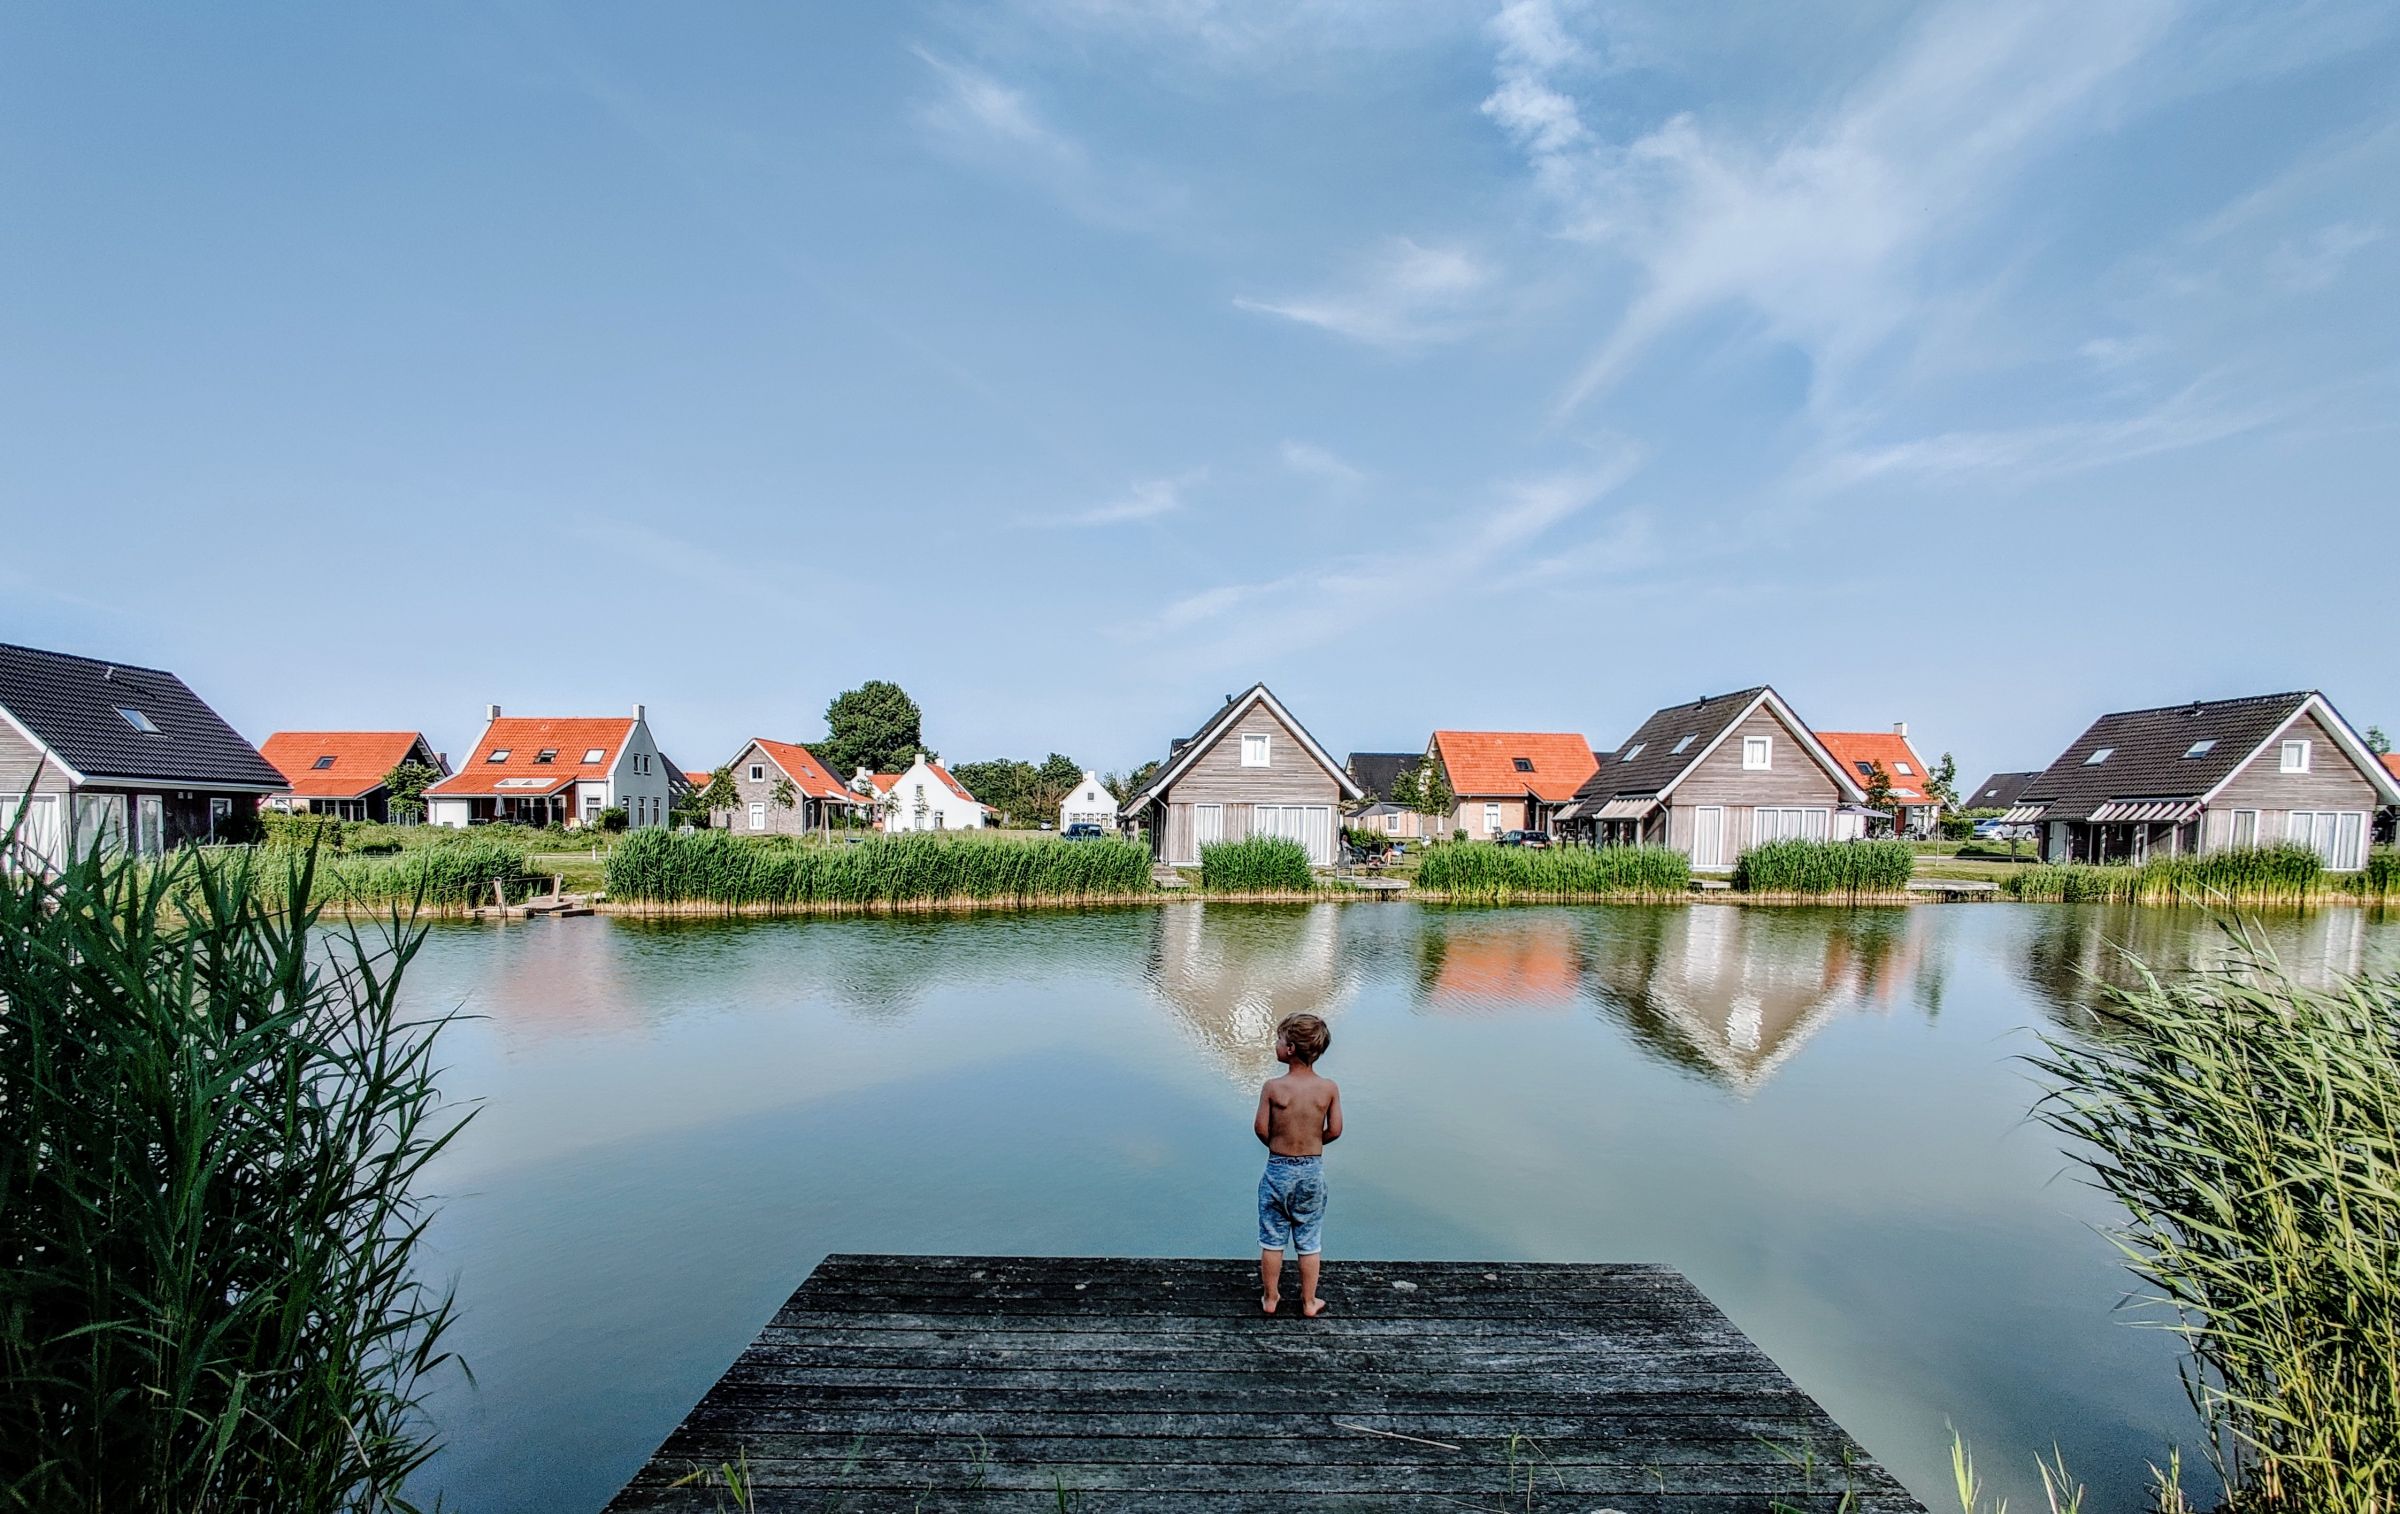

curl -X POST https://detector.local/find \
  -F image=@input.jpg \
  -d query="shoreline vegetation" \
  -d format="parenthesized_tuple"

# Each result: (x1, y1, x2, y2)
(174, 824, 2400, 917)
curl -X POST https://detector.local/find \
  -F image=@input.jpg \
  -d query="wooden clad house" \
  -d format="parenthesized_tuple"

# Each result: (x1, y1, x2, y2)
(0, 640, 287, 872)
(1426, 729, 1600, 839)
(1553, 687, 1866, 870)
(424, 704, 674, 829)
(260, 731, 448, 822)
(2000, 691, 2399, 869)
(1129, 684, 1364, 866)
(1813, 725, 1940, 837)
(713, 738, 861, 835)
(1965, 770, 2038, 812)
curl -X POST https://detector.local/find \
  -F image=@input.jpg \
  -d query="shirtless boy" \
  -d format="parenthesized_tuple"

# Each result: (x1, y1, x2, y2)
(1253, 1012, 1343, 1318)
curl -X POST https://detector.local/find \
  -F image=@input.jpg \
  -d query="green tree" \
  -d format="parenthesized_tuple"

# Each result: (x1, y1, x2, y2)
(694, 767, 740, 825)
(954, 759, 1035, 823)
(381, 758, 443, 824)
(1107, 761, 1160, 806)
(2368, 725, 2392, 757)
(1031, 752, 1082, 816)
(1395, 758, 1453, 834)
(1927, 751, 1959, 810)
(770, 775, 798, 816)
(1862, 761, 1896, 834)
(820, 681, 924, 777)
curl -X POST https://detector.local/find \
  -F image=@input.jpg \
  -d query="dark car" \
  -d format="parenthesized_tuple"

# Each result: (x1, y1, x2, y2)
(1496, 830, 1553, 848)
(1061, 822, 1108, 841)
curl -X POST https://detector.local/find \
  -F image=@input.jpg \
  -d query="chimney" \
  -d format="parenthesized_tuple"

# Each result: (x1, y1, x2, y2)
(1892, 721, 1908, 738)
(633, 702, 647, 723)
(485, 703, 501, 723)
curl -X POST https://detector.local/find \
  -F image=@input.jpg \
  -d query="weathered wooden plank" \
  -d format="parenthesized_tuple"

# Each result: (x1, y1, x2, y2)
(601, 1255, 1928, 1513)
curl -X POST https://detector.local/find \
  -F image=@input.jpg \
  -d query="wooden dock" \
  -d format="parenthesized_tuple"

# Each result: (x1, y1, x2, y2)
(604, 1254, 1926, 1512)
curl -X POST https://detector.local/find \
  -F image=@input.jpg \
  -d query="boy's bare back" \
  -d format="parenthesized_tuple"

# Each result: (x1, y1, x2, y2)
(1255, 1065, 1342, 1155)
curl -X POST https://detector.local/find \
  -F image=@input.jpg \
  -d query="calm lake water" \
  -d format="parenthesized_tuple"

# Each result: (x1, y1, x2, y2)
(392, 900, 2399, 1513)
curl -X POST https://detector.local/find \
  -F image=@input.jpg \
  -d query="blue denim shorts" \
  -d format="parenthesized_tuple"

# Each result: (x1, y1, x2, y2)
(1257, 1154, 1326, 1255)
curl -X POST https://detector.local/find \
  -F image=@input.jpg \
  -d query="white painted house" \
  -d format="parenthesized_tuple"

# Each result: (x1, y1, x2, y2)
(425, 704, 675, 829)
(857, 752, 988, 833)
(1059, 771, 1118, 831)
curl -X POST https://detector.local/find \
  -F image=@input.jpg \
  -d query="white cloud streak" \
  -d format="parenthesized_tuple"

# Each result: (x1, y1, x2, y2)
(1034, 473, 1204, 528)
(910, 48, 1186, 233)
(1235, 237, 1494, 347)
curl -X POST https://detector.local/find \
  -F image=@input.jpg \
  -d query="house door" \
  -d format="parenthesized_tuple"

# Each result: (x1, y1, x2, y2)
(1690, 806, 1726, 869)
(136, 795, 165, 857)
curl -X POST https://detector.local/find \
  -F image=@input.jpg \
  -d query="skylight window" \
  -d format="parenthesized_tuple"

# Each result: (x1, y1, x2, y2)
(1854, 760, 1875, 777)
(534, 748, 558, 765)
(312, 755, 336, 770)
(1894, 761, 1913, 775)
(1619, 742, 1646, 762)
(1512, 757, 1534, 772)
(485, 749, 512, 763)
(2084, 747, 2114, 766)
(116, 706, 159, 734)
(1671, 734, 1696, 754)
(2182, 740, 2216, 759)
(582, 748, 606, 763)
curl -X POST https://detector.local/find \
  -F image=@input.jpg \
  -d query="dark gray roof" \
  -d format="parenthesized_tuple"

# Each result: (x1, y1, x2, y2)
(1345, 751, 1419, 802)
(1965, 771, 2038, 810)
(2016, 691, 2330, 821)
(0, 641, 285, 789)
(1569, 688, 1770, 808)
(1132, 683, 1363, 807)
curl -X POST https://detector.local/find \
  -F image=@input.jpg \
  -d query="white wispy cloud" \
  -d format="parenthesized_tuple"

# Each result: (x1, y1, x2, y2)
(910, 48, 1185, 233)
(1234, 237, 1494, 347)
(2266, 221, 2387, 292)
(1278, 440, 1365, 488)
(1034, 473, 1204, 528)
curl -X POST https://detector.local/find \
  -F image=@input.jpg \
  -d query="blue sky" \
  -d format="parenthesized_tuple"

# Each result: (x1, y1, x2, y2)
(4, 1, 2395, 780)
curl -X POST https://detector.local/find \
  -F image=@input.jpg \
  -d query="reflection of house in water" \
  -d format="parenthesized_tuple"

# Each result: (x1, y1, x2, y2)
(1582, 907, 1914, 1095)
(1144, 904, 1352, 1083)
(2019, 906, 2377, 1029)
(1414, 915, 1585, 1014)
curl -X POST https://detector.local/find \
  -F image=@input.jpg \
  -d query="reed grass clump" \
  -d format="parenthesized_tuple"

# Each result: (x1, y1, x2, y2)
(604, 829, 1153, 907)
(192, 834, 533, 909)
(0, 843, 468, 1512)
(1730, 837, 1914, 896)
(2002, 845, 2330, 905)
(2030, 930, 2400, 1513)
(1196, 835, 1314, 893)
(1413, 842, 1690, 901)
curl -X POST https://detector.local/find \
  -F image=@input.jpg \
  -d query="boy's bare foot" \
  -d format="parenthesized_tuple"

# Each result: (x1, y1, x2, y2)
(1301, 1296, 1327, 1318)
(1261, 1289, 1279, 1316)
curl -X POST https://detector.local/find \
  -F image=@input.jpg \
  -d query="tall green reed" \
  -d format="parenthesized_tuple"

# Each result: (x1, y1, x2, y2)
(2029, 930, 2399, 1513)
(0, 842, 470, 1512)
(1414, 842, 1689, 902)
(1196, 835, 1314, 893)
(605, 829, 1153, 906)
(1731, 838, 1914, 896)
(2002, 845, 2340, 905)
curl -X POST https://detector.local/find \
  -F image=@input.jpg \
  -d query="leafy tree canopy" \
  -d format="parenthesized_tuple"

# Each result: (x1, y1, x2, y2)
(820, 681, 924, 777)
(2369, 725, 2392, 757)
(1928, 751, 1959, 809)
(695, 767, 740, 816)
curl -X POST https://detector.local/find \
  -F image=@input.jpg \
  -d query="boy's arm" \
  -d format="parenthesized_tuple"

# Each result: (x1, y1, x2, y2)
(1322, 1081, 1343, 1144)
(1254, 1084, 1273, 1146)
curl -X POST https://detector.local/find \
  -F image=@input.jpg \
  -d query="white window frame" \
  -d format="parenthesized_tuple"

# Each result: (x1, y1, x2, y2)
(1383, 811, 1399, 833)
(1741, 735, 1771, 771)
(2229, 809, 2258, 847)
(749, 802, 766, 832)
(2280, 739, 2311, 773)
(749, 764, 765, 781)
(1240, 733, 1271, 768)
(583, 747, 606, 763)
(1482, 802, 1502, 834)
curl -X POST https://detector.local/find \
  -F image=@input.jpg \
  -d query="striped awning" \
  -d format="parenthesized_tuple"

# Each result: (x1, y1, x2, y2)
(1996, 804, 2047, 824)
(1590, 796, 1661, 822)
(2087, 799, 2201, 824)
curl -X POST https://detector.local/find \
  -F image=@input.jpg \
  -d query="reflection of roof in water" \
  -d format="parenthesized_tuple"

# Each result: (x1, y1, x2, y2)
(1420, 919, 1583, 1013)
(1144, 903, 1354, 1084)
(1583, 907, 1913, 1095)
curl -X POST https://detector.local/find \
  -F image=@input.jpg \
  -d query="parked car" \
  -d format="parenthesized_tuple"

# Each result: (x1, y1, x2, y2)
(1060, 822, 1107, 841)
(1971, 819, 2033, 841)
(1496, 830, 1553, 848)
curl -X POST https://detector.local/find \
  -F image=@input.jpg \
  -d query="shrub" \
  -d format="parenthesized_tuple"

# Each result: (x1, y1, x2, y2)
(0, 843, 467, 1511)
(2002, 844, 2330, 905)
(595, 807, 629, 833)
(2029, 932, 2400, 1513)
(1414, 842, 1689, 901)
(259, 809, 346, 850)
(1731, 838, 1914, 896)
(603, 829, 1153, 906)
(1197, 835, 1315, 893)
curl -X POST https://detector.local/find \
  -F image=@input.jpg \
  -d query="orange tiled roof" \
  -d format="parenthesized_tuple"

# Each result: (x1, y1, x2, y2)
(754, 739, 855, 801)
(259, 731, 439, 799)
(1815, 731, 1937, 804)
(926, 760, 982, 807)
(683, 770, 712, 787)
(2384, 753, 2400, 783)
(426, 717, 635, 798)
(1430, 731, 1599, 802)
(866, 772, 899, 794)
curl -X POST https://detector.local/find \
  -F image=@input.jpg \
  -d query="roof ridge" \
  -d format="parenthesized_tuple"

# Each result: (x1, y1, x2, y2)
(2092, 690, 2315, 720)
(0, 641, 181, 680)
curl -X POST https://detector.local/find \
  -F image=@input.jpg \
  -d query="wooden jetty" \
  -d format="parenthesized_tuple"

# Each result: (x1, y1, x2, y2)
(604, 1254, 1926, 1512)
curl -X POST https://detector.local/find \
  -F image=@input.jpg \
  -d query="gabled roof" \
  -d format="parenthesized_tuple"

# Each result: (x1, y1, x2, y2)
(259, 731, 443, 800)
(1345, 751, 1419, 803)
(1814, 731, 1936, 805)
(747, 738, 854, 801)
(1565, 688, 1863, 812)
(426, 716, 635, 798)
(1966, 771, 2039, 810)
(0, 641, 286, 790)
(2015, 691, 2400, 821)
(2385, 753, 2400, 787)
(1130, 684, 1364, 809)
(1431, 730, 1600, 803)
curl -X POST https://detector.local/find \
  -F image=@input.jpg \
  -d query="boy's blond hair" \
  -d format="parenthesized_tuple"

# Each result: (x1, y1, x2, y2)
(1276, 1013, 1331, 1065)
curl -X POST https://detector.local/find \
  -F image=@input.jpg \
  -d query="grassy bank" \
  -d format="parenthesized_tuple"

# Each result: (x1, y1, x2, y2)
(2000, 844, 2398, 905)
(1731, 838, 1914, 898)
(2024, 932, 2400, 1512)
(182, 834, 536, 910)
(1, 838, 465, 1508)
(1415, 842, 1690, 902)
(604, 829, 1153, 908)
